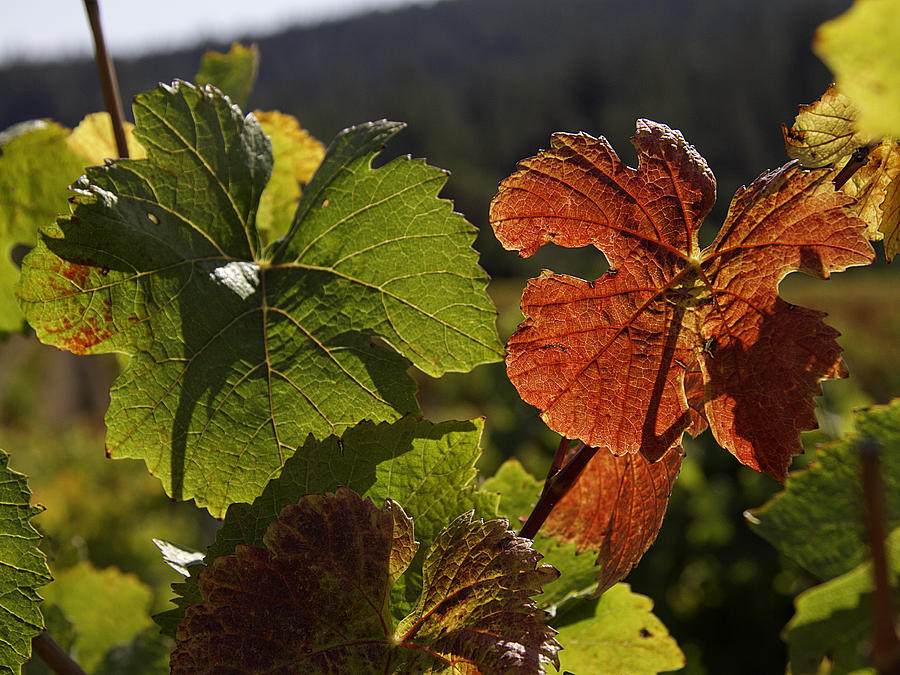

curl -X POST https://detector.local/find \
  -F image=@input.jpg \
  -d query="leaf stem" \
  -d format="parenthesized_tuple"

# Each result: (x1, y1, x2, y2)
(859, 436, 900, 674)
(83, 0, 129, 158)
(833, 143, 876, 190)
(519, 440, 598, 540)
(31, 631, 87, 675)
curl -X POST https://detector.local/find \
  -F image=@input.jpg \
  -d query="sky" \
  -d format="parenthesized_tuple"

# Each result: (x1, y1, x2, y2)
(1, 0, 436, 64)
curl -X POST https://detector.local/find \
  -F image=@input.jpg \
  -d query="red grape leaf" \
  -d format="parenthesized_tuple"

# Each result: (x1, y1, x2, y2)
(490, 120, 875, 480)
(544, 445, 683, 596)
(171, 487, 559, 674)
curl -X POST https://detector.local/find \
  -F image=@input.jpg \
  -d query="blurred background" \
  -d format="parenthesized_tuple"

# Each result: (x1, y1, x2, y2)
(3, 0, 898, 672)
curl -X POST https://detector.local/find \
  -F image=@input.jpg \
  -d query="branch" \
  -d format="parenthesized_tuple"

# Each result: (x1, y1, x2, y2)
(83, 0, 129, 158)
(31, 631, 87, 675)
(519, 440, 598, 540)
(859, 437, 900, 674)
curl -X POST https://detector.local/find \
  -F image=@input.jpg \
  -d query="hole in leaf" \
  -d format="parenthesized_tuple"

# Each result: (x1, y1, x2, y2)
(513, 243, 611, 282)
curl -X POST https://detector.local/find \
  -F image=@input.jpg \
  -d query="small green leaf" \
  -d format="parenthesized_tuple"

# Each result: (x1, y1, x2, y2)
(39, 562, 153, 673)
(195, 42, 259, 109)
(783, 527, 900, 675)
(815, 0, 900, 139)
(0, 449, 51, 675)
(171, 488, 559, 674)
(156, 416, 498, 636)
(553, 584, 685, 675)
(18, 82, 502, 515)
(748, 399, 900, 579)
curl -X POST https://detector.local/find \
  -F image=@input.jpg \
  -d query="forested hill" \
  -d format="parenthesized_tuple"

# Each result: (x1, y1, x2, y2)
(1, 0, 851, 277)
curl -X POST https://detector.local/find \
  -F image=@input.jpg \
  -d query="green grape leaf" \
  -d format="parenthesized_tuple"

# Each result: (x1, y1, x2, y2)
(815, 0, 900, 139)
(482, 459, 599, 613)
(0, 449, 51, 675)
(783, 527, 900, 675)
(195, 42, 259, 110)
(254, 110, 325, 243)
(553, 583, 685, 675)
(39, 562, 153, 673)
(171, 487, 560, 674)
(0, 115, 142, 334)
(155, 416, 498, 636)
(17, 81, 502, 515)
(748, 399, 900, 579)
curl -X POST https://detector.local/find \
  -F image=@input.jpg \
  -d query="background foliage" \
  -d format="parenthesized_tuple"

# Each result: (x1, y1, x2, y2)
(1, 0, 897, 673)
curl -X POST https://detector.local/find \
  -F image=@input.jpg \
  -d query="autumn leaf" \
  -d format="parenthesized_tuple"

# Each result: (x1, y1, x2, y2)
(0, 114, 143, 334)
(484, 454, 682, 604)
(782, 85, 870, 168)
(490, 120, 874, 480)
(171, 488, 560, 674)
(544, 445, 683, 596)
(782, 84, 900, 259)
(17, 82, 502, 515)
(155, 416, 498, 636)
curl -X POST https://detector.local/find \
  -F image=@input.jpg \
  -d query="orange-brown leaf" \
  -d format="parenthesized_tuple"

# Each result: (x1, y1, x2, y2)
(544, 445, 683, 596)
(491, 120, 875, 480)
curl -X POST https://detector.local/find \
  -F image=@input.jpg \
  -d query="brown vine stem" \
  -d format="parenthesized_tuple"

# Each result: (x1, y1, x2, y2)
(832, 143, 876, 191)
(859, 436, 900, 674)
(83, 0, 129, 158)
(31, 631, 86, 675)
(519, 440, 598, 540)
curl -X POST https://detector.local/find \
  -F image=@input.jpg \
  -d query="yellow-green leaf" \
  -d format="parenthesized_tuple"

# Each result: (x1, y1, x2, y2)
(782, 85, 900, 258)
(815, 0, 900, 139)
(255, 110, 325, 243)
(553, 584, 685, 675)
(782, 86, 869, 167)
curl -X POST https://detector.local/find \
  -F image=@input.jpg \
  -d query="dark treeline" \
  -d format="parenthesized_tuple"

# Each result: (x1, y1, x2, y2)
(1, 0, 850, 279)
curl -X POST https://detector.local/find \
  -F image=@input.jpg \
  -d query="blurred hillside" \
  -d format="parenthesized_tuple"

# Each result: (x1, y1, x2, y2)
(1, 0, 851, 279)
